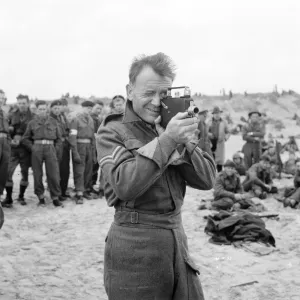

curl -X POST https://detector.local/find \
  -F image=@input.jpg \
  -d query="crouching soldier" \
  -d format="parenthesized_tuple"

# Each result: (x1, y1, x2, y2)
(242, 156, 277, 199)
(22, 100, 63, 207)
(210, 160, 251, 210)
(232, 152, 246, 176)
(283, 152, 298, 176)
(261, 143, 280, 178)
(282, 161, 300, 208)
(2, 94, 34, 207)
(69, 101, 95, 204)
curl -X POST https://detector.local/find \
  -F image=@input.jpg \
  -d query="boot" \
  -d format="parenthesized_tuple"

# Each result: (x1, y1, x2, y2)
(83, 191, 93, 200)
(17, 185, 27, 205)
(259, 192, 268, 200)
(75, 194, 83, 205)
(2, 187, 13, 208)
(53, 199, 64, 207)
(38, 198, 46, 207)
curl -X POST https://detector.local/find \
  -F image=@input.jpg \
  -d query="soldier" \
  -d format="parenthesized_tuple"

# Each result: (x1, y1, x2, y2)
(97, 53, 216, 300)
(0, 90, 11, 202)
(281, 136, 299, 154)
(90, 100, 104, 197)
(208, 106, 230, 172)
(232, 152, 246, 176)
(242, 156, 277, 199)
(197, 109, 213, 157)
(2, 94, 35, 207)
(109, 95, 125, 114)
(211, 160, 251, 210)
(242, 111, 265, 170)
(69, 101, 95, 204)
(49, 100, 70, 201)
(22, 100, 63, 207)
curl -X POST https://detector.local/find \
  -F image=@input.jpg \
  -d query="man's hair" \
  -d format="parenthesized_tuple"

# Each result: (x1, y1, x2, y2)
(0, 89, 4, 94)
(36, 100, 47, 108)
(60, 98, 68, 106)
(93, 99, 104, 106)
(17, 94, 29, 102)
(129, 52, 176, 84)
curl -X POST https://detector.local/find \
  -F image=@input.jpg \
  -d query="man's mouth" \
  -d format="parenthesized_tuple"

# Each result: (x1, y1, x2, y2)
(147, 107, 160, 114)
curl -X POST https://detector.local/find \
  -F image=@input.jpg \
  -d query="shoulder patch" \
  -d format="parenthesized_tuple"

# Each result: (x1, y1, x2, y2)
(102, 113, 124, 126)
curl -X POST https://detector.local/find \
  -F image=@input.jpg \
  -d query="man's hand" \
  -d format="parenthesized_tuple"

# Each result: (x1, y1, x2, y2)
(162, 112, 198, 144)
(73, 152, 82, 164)
(265, 184, 271, 192)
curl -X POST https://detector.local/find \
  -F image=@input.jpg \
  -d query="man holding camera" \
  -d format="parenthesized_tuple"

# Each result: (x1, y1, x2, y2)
(97, 53, 216, 300)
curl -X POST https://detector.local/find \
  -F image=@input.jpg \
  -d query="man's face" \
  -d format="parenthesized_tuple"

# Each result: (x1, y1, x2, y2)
(92, 104, 103, 116)
(37, 104, 47, 117)
(60, 105, 68, 114)
(83, 106, 92, 114)
(224, 166, 235, 176)
(199, 112, 207, 122)
(260, 160, 270, 170)
(113, 99, 125, 114)
(250, 113, 259, 123)
(127, 66, 172, 124)
(213, 112, 220, 120)
(51, 105, 61, 116)
(233, 157, 241, 165)
(268, 147, 275, 155)
(0, 92, 6, 108)
(17, 98, 29, 112)
(30, 103, 37, 114)
(296, 162, 300, 171)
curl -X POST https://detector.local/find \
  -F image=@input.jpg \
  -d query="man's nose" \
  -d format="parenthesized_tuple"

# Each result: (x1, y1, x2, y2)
(151, 93, 160, 106)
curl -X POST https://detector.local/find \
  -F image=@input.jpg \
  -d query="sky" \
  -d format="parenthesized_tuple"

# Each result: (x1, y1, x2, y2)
(1, 0, 300, 102)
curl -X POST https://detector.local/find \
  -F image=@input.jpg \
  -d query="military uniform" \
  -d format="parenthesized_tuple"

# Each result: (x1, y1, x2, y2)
(0, 109, 11, 197)
(90, 112, 103, 189)
(242, 163, 273, 197)
(50, 112, 70, 198)
(212, 170, 243, 210)
(69, 112, 95, 201)
(22, 116, 62, 205)
(197, 120, 213, 157)
(2, 109, 34, 206)
(97, 101, 216, 300)
(242, 121, 265, 170)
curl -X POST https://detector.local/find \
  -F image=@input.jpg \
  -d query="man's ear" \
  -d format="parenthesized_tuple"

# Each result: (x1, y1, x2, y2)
(126, 84, 133, 101)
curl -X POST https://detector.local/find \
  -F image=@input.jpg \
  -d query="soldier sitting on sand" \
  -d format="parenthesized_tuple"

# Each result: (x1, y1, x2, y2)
(282, 161, 300, 209)
(261, 143, 280, 178)
(232, 152, 246, 176)
(199, 160, 251, 211)
(261, 133, 275, 153)
(242, 156, 278, 200)
(281, 136, 299, 154)
(283, 152, 299, 176)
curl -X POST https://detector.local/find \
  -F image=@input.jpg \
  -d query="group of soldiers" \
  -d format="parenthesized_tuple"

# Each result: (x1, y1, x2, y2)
(0, 90, 126, 208)
(198, 107, 300, 210)
(1, 87, 299, 211)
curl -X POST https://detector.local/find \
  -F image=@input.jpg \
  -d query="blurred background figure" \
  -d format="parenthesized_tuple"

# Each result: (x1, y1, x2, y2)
(110, 95, 125, 114)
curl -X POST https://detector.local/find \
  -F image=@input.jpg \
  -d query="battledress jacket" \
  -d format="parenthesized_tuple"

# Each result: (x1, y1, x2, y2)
(96, 101, 216, 212)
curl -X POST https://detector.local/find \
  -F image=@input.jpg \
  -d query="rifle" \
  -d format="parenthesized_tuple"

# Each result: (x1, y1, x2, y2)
(275, 140, 283, 179)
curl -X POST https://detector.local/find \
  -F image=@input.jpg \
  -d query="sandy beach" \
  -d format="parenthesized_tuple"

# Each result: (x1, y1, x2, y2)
(1, 135, 300, 300)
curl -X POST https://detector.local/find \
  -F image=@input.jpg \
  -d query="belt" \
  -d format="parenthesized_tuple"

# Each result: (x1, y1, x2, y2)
(34, 140, 54, 145)
(114, 208, 182, 229)
(0, 133, 8, 138)
(77, 139, 91, 144)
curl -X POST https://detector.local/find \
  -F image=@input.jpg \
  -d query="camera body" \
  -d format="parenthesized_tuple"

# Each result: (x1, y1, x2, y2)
(160, 86, 199, 128)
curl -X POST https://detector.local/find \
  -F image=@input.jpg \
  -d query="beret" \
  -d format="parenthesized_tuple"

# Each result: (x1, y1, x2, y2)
(224, 160, 236, 169)
(81, 100, 95, 107)
(50, 100, 62, 108)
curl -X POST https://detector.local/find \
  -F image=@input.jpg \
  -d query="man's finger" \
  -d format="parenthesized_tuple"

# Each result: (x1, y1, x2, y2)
(177, 117, 198, 126)
(154, 116, 162, 124)
(172, 112, 189, 120)
(182, 123, 198, 133)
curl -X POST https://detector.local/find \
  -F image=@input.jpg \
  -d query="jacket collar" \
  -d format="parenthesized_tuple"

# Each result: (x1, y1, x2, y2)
(122, 100, 141, 123)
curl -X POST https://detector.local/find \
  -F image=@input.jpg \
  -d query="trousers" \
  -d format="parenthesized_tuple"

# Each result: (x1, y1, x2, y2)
(0, 138, 10, 195)
(72, 143, 93, 193)
(104, 210, 205, 300)
(31, 144, 61, 199)
(6, 146, 31, 188)
(59, 140, 70, 195)
(243, 142, 261, 170)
